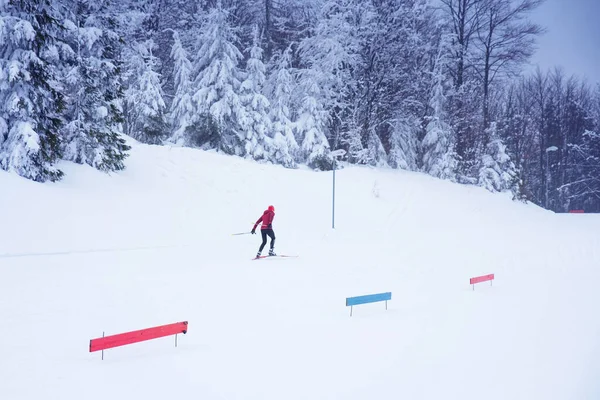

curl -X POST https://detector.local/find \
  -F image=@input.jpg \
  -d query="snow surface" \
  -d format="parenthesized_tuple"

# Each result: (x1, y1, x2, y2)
(1, 138, 599, 400)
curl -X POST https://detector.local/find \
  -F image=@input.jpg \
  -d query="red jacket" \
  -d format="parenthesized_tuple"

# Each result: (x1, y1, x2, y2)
(254, 209, 275, 230)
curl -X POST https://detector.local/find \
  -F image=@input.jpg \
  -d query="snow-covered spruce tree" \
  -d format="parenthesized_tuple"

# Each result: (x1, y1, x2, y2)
(478, 122, 520, 196)
(561, 130, 600, 210)
(355, 0, 438, 170)
(595, 84, 600, 134)
(169, 31, 193, 145)
(421, 35, 457, 180)
(266, 45, 298, 167)
(61, 3, 130, 172)
(337, 0, 392, 168)
(186, 2, 247, 155)
(124, 39, 168, 144)
(296, 0, 364, 169)
(364, 129, 389, 167)
(342, 113, 366, 165)
(388, 117, 419, 170)
(0, 0, 67, 182)
(155, 0, 201, 51)
(239, 26, 271, 160)
(295, 69, 331, 169)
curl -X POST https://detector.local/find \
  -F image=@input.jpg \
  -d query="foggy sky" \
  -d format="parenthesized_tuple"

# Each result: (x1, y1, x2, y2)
(529, 0, 600, 84)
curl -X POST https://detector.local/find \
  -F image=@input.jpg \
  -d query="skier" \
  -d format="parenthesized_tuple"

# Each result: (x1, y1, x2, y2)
(251, 205, 276, 258)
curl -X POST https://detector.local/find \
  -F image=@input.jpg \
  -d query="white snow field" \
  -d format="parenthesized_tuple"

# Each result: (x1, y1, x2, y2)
(1, 139, 599, 400)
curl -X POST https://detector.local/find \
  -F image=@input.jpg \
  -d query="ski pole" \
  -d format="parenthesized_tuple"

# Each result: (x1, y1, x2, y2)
(231, 232, 252, 236)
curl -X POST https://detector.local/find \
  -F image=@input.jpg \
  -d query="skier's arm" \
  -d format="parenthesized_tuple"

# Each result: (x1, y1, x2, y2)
(251, 216, 263, 233)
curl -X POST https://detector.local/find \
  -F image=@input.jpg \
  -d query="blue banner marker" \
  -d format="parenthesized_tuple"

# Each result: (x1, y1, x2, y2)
(345, 292, 392, 316)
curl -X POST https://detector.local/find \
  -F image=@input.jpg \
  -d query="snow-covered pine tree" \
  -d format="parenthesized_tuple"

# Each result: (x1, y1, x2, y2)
(341, 116, 366, 165)
(478, 122, 520, 196)
(296, 0, 364, 168)
(186, 1, 247, 155)
(124, 39, 168, 144)
(0, 0, 66, 182)
(388, 117, 419, 170)
(151, 0, 207, 123)
(295, 69, 331, 169)
(156, 0, 201, 51)
(421, 34, 457, 180)
(561, 129, 600, 210)
(168, 31, 193, 145)
(348, 0, 438, 169)
(239, 26, 271, 160)
(266, 45, 298, 167)
(595, 84, 600, 133)
(61, 2, 130, 172)
(363, 129, 389, 167)
(338, 0, 392, 167)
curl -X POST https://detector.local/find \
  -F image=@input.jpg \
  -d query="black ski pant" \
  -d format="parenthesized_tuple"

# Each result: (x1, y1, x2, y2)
(259, 228, 275, 252)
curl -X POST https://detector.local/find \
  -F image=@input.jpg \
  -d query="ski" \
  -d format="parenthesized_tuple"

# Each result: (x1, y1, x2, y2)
(251, 255, 298, 260)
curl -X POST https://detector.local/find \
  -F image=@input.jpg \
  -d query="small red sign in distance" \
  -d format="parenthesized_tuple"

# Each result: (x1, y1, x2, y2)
(470, 274, 494, 285)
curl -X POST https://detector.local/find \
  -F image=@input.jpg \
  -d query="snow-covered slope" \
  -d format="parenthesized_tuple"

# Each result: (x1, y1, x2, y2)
(1, 140, 599, 400)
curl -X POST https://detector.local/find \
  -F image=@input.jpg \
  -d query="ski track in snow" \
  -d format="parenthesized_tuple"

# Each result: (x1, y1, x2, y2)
(1, 139, 599, 400)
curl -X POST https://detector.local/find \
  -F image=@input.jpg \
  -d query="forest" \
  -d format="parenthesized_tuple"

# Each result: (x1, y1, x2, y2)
(1, 0, 599, 212)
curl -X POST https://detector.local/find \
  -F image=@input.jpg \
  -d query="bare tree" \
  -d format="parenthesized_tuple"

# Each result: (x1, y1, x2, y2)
(440, 0, 487, 169)
(440, 0, 486, 88)
(474, 0, 545, 133)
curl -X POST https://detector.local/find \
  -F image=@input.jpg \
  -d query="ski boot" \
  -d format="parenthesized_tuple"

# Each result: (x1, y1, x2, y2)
(268, 249, 277, 257)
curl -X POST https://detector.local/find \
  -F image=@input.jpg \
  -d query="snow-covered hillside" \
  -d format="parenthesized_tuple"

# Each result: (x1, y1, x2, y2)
(1, 140, 599, 400)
